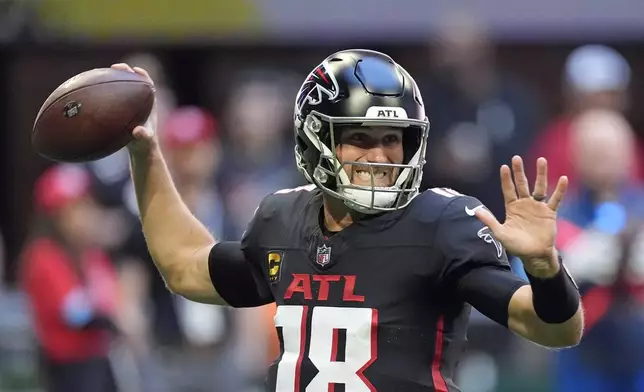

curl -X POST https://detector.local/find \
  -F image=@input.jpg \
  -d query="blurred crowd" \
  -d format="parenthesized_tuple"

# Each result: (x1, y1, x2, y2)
(1, 14, 644, 392)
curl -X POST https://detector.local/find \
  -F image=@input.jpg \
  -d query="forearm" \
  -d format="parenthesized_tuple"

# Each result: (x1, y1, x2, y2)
(509, 251, 584, 348)
(128, 148, 215, 290)
(508, 285, 584, 348)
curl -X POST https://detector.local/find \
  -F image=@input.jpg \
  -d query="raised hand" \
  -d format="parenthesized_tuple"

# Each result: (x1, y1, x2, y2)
(474, 156, 568, 277)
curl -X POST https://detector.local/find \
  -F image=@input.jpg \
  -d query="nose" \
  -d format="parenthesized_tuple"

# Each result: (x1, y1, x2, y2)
(366, 145, 388, 163)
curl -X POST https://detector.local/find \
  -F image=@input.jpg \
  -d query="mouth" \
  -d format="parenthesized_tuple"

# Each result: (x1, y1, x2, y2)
(352, 167, 393, 187)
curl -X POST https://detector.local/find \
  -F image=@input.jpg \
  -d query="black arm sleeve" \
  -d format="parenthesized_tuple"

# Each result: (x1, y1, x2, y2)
(455, 266, 528, 327)
(208, 199, 274, 308)
(437, 196, 528, 327)
(208, 242, 273, 308)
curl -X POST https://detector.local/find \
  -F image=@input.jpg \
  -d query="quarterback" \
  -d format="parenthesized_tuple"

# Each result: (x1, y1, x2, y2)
(115, 49, 582, 391)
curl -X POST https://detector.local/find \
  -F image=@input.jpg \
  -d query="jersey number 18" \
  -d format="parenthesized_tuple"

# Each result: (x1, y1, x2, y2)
(274, 305, 378, 391)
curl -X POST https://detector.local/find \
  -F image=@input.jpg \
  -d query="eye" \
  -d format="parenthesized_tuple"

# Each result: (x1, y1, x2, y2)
(383, 134, 401, 145)
(348, 133, 367, 142)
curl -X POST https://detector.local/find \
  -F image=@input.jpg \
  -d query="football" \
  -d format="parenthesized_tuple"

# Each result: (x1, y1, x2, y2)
(32, 68, 155, 162)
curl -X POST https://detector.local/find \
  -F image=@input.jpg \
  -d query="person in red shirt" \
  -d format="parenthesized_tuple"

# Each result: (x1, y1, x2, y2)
(20, 164, 121, 392)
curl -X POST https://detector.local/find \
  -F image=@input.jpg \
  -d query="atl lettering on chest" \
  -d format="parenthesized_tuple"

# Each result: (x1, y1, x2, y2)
(284, 274, 365, 302)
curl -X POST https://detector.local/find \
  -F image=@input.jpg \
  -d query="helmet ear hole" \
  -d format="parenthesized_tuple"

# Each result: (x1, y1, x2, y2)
(402, 126, 423, 163)
(296, 129, 336, 188)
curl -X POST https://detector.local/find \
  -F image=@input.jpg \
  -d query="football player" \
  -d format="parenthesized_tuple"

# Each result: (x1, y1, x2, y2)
(113, 49, 583, 392)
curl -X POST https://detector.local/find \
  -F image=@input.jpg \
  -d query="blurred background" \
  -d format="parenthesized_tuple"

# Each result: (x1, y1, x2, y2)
(2, 1, 644, 391)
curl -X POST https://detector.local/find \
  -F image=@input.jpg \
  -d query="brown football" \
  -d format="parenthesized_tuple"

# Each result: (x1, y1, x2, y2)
(32, 68, 155, 162)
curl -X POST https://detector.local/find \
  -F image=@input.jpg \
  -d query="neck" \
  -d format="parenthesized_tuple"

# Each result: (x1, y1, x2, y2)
(322, 196, 359, 232)
(59, 235, 86, 262)
(54, 222, 86, 257)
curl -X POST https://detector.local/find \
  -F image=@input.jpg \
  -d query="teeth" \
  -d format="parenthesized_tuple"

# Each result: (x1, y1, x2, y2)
(355, 170, 387, 180)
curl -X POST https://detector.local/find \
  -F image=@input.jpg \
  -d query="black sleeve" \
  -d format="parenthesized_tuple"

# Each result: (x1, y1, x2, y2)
(208, 201, 274, 308)
(436, 196, 528, 327)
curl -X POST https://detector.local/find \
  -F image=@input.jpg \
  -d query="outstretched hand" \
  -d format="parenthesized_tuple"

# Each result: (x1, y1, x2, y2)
(474, 156, 568, 276)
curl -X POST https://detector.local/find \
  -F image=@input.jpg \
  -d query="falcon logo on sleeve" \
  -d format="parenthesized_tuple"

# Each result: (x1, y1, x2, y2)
(477, 226, 504, 258)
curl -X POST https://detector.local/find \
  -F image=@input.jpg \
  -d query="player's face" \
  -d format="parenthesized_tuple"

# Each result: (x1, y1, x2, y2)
(335, 127, 404, 187)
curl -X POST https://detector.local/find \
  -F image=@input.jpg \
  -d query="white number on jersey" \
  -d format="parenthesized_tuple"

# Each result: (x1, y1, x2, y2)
(274, 305, 378, 391)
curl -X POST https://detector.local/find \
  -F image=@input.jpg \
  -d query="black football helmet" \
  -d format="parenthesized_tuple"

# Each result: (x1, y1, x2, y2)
(294, 49, 429, 213)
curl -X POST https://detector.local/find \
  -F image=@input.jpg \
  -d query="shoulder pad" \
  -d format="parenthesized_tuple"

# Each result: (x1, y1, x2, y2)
(410, 187, 480, 222)
(256, 184, 317, 219)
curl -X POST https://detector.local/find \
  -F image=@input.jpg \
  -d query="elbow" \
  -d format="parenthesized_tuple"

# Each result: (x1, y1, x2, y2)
(163, 265, 190, 296)
(147, 244, 221, 304)
(561, 307, 585, 348)
(147, 252, 187, 296)
(544, 330, 582, 349)
(164, 277, 183, 296)
(539, 312, 585, 349)
(155, 247, 214, 301)
(527, 328, 582, 349)
(568, 321, 584, 348)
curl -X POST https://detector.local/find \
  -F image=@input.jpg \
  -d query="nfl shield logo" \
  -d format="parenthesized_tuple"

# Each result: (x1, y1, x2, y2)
(316, 244, 331, 266)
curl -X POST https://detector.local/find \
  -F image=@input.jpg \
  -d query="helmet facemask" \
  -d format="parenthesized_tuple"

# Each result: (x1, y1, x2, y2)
(295, 110, 430, 214)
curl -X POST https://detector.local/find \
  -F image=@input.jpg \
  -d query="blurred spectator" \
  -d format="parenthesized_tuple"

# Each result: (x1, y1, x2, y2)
(554, 109, 644, 392)
(561, 109, 644, 221)
(528, 44, 643, 189)
(420, 12, 543, 220)
(162, 106, 226, 238)
(19, 164, 121, 392)
(218, 77, 303, 239)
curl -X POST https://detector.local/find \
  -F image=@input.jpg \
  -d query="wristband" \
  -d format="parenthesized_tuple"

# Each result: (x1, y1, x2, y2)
(526, 254, 580, 324)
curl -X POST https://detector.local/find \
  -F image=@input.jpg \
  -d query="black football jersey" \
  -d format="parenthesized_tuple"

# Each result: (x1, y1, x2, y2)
(230, 185, 527, 392)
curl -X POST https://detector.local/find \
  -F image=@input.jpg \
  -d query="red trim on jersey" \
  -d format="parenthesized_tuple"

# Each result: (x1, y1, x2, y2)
(431, 315, 448, 392)
(356, 309, 378, 391)
(330, 328, 340, 362)
(294, 306, 309, 392)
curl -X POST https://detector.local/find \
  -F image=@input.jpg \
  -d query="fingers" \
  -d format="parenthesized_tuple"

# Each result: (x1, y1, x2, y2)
(111, 64, 154, 85)
(511, 156, 531, 198)
(112, 63, 157, 127)
(133, 67, 154, 85)
(132, 67, 149, 79)
(500, 164, 518, 204)
(532, 157, 548, 199)
(111, 63, 157, 154)
(474, 208, 504, 235)
(131, 126, 153, 141)
(111, 63, 134, 73)
(547, 176, 569, 211)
